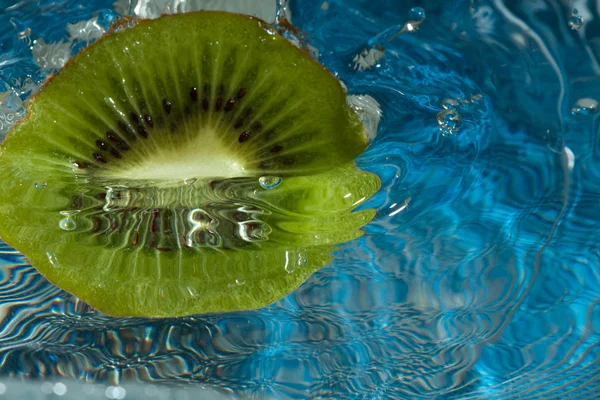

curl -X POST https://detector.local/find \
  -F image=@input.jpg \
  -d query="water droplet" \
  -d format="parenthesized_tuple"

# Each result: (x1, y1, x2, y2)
(391, 7, 426, 37)
(34, 182, 47, 189)
(59, 218, 77, 231)
(568, 9, 584, 30)
(571, 98, 598, 115)
(184, 177, 197, 185)
(436, 109, 462, 135)
(259, 176, 282, 189)
(409, 7, 426, 22)
(284, 251, 296, 273)
(235, 279, 246, 286)
(469, 94, 484, 103)
(564, 147, 575, 170)
(441, 98, 460, 110)
(46, 252, 60, 268)
(297, 253, 308, 268)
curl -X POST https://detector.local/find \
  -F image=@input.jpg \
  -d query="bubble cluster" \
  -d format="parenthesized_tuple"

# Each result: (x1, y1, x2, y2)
(436, 94, 484, 136)
(568, 9, 584, 31)
(571, 98, 598, 115)
(436, 109, 462, 136)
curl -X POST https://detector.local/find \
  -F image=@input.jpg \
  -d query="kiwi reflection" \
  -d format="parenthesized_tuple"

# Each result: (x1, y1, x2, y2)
(45, 163, 380, 317)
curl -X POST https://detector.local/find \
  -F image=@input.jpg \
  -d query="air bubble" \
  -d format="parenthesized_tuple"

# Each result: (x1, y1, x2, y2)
(441, 98, 460, 110)
(571, 98, 598, 115)
(34, 182, 47, 189)
(436, 109, 462, 135)
(568, 9, 584, 30)
(59, 218, 77, 231)
(105, 386, 126, 400)
(259, 176, 282, 189)
(53, 383, 67, 396)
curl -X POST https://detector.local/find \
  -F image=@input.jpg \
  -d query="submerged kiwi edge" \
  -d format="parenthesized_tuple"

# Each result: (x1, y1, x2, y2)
(0, 11, 380, 317)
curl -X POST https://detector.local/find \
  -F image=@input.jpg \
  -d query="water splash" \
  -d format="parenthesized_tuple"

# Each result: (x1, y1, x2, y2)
(0, 79, 26, 140)
(31, 39, 72, 71)
(346, 94, 382, 142)
(351, 46, 385, 71)
(67, 17, 106, 43)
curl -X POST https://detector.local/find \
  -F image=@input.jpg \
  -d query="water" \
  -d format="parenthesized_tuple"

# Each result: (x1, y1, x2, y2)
(0, 0, 599, 398)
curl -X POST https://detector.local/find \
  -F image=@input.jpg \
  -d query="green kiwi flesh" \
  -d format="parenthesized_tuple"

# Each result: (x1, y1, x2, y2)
(0, 11, 379, 317)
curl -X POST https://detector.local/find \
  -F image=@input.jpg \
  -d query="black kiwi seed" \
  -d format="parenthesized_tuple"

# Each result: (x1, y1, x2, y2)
(238, 131, 251, 143)
(215, 98, 222, 111)
(224, 98, 235, 111)
(234, 119, 244, 129)
(270, 145, 284, 153)
(72, 195, 84, 210)
(137, 125, 148, 138)
(163, 99, 172, 114)
(117, 121, 136, 140)
(190, 87, 198, 102)
(283, 157, 297, 165)
(90, 217, 102, 233)
(129, 111, 139, 123)
(117, 141, 130, 151)
(237, 87, 246, 99)
(151, 209, 159, 233)
(93, 153, 107, 163)
(144, 114, 153, 127)
(96, 140, 108, 151)
(110, 148, 122, 159)
(202, 98, 209, 111)
(72, 161, 86, 169)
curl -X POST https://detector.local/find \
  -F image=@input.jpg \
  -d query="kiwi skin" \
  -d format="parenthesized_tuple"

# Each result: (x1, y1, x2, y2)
(0, 11, 379, 317)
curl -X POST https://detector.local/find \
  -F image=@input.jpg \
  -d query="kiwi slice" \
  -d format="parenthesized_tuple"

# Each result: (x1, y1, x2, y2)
(0, 11, 378, 317)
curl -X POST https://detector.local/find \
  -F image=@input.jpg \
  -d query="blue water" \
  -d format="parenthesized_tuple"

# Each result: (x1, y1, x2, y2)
(1, 0, 600, 398)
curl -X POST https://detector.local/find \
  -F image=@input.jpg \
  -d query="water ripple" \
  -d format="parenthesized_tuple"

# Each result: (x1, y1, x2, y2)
(0, 0, 598, 399)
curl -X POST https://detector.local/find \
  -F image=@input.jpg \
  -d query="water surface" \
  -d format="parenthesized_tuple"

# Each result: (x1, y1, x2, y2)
(0, 0, 599, 398)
